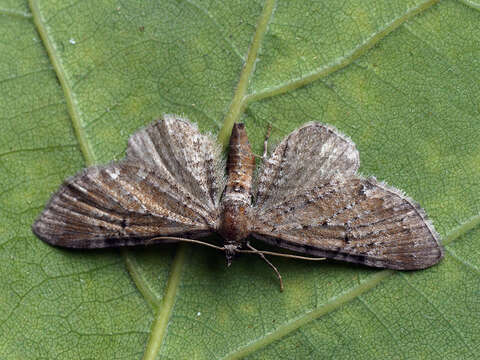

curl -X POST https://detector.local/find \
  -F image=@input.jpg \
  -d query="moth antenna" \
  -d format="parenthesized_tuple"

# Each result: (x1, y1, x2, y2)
(246, 242, 284, 292)
(146, 236, 225, 252)
(237, 248, 326, 262)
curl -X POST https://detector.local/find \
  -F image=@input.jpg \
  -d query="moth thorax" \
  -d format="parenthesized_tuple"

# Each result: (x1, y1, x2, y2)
(218, 123, 255, 243)
(218, 199, 251, 243)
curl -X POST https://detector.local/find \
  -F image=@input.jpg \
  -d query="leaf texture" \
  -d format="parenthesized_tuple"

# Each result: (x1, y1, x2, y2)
(1, 0, 479, 359)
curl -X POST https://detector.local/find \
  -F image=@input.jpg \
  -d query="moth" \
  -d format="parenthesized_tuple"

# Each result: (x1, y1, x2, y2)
(33, 115, 443, 289)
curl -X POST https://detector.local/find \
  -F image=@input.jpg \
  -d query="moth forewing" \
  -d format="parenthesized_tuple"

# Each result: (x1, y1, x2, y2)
(33, 116, 221, 248)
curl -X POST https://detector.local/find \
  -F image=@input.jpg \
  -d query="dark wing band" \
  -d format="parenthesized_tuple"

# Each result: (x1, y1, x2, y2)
(251, 177, 443, 270)
(33, 162, 216, 248)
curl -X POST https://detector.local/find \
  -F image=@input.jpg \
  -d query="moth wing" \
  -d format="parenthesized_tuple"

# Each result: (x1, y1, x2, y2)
(33, 115, 223, 248)
(33, 161, 218, 248)
(126, 114, 224, 207)
(255, 122, 359, 210)
(251, 177, 443, 270)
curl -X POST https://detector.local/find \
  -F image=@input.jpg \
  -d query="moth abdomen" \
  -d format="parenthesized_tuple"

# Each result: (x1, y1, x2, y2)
(224, 123, 256, 197)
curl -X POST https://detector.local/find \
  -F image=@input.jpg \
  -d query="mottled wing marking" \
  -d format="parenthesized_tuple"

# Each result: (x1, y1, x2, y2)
(126, 114, 224, 208)
(33, 115, 224, 248)
(251, 177, 443, 270)
(255, 122, 359, 210)
(33, 162, 216, 248)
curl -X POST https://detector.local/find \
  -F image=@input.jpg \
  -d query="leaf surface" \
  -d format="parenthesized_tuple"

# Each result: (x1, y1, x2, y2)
(0, 0, 479, 358)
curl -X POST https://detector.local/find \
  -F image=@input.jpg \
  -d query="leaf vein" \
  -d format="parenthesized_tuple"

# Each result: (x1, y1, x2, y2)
(217, 0, 277, 147)
(458, 0, 480, 11)
(222, 270, 394, 360)
(245, 0, 441, 104)
(29, 0, 96, 165)
(400, 273, 476, 356)
(183, 0, 244, 60)
(221, 213, 479, 358)
(0, 8, 32, 18)
(123, 250, 161, 310)
(141, 245, 187, 360)
(0, 144, 77, 160)
(444, 248, 480, 274)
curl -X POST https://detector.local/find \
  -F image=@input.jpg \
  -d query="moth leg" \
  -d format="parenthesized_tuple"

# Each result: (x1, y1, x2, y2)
(251, 124, 272, 160)
(246, 242, 284, 292)
(262, 123, 272, 161)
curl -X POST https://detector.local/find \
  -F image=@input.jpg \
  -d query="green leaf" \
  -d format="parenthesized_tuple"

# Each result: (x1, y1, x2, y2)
(1, 0, 479, 358)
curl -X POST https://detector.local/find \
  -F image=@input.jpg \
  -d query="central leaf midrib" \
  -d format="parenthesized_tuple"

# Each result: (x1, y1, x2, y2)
(217, 0, 277, 147)
(141, 1, 279, 358)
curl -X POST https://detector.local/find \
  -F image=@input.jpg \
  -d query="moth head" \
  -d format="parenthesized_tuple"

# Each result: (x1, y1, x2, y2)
(224, 244, 239, 267)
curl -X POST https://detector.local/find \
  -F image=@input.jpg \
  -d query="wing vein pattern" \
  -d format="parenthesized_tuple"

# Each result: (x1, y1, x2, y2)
(252, 123, 442, 270)
(33, 115, 223, 248)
